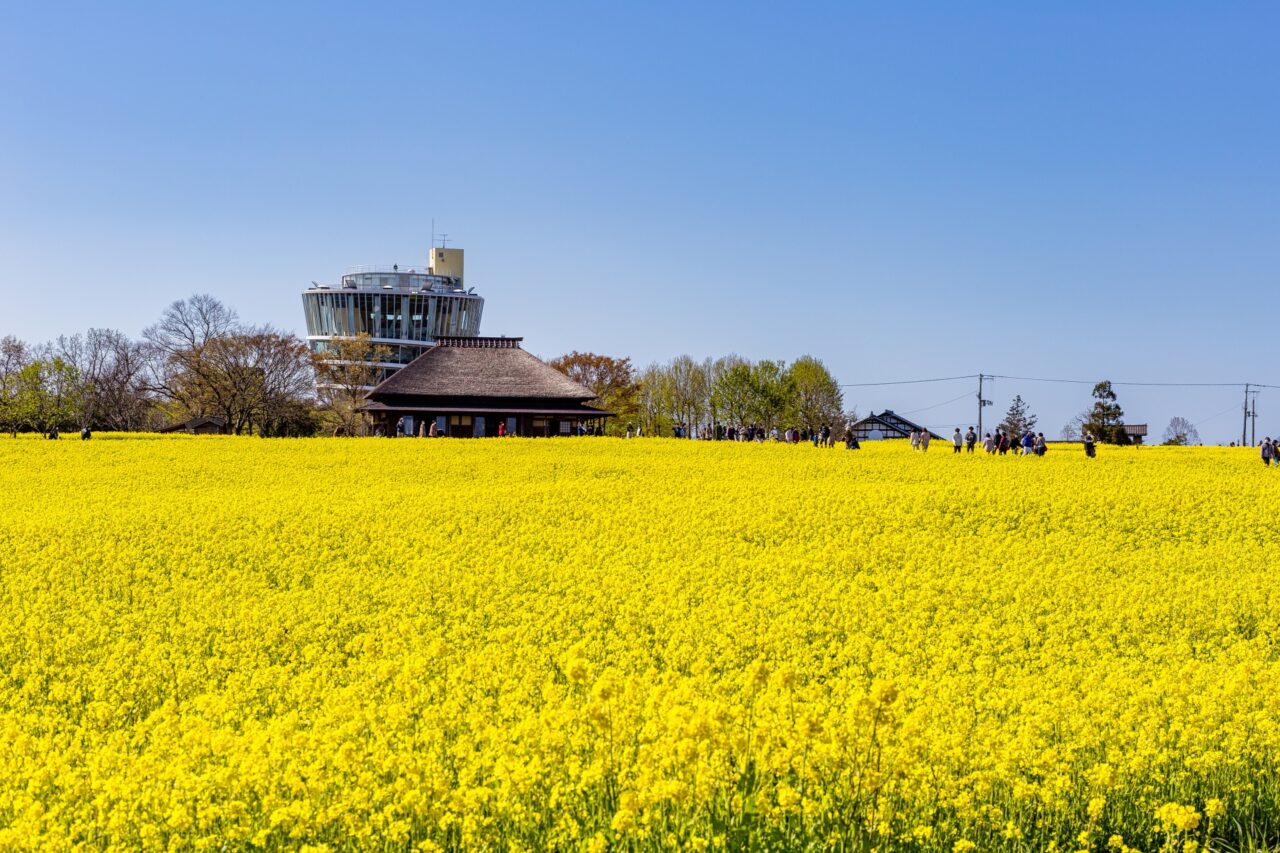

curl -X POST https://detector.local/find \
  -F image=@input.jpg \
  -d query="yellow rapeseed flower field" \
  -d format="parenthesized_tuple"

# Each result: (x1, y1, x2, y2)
(0, 435, 1277, 851)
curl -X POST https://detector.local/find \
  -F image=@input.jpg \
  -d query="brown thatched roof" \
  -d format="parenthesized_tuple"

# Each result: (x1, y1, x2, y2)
(361, 402, 610, 416)
(366, 337, 595, 401)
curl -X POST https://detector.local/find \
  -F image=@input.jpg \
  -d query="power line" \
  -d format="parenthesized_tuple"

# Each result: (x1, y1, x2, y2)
(986, 374, 1245, 388)
(1192, 403, 1242, 429)
(900, 391, 973, 416)
(840, 374, 976, 388)
(841, 372, 1279, 390)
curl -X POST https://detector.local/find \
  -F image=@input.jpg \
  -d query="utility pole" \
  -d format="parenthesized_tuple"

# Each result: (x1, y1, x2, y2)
(1250, 389, 1259, 447)
(977, 373, 992, 437)
(1242, 383, 1251, 446)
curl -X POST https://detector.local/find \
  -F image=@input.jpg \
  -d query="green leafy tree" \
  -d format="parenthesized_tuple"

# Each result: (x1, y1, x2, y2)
(709, 358, 794, 430)
(549, 351, 639, 437)
(1084, 380, 1129, 444)
(665, 355, 709, 435)
(785, 355, 843, 429)
(707, 354, 747, 426)
(747, 360, 793, 430)
(313, 333, 391, 436)
(998, 395, 1038, 437)
(711, 361, 756, 428)
(26, 358, 82, 435)
(636, 363, 675, 436)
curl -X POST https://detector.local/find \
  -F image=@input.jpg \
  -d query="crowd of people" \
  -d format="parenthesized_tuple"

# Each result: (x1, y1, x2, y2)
(903, 426, 1053, 456)
(623, 420, 1113, 459)
(630, 422, 850, 446)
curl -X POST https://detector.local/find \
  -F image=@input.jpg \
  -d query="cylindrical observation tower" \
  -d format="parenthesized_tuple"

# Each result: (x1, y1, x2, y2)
(301, 247, 483, 386)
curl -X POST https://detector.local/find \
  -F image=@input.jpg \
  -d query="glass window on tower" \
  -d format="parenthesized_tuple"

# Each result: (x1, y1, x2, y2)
(356, 294, 377, 335)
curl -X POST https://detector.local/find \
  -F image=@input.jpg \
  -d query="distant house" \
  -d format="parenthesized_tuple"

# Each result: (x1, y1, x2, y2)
(850, 410, 943, 442)
(159, 416, 228, 435)
(1123, 424, 1148, 445)
(360, 336, 612, 437)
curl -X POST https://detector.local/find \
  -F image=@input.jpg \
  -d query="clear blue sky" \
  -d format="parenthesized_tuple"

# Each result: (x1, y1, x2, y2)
(3, 2, 1277, 442)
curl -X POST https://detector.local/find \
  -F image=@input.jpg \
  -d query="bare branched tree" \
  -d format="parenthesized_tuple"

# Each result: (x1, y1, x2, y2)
(1162, 416, 1200, 446)
(54, 329, 153, 430)
(142, 295, 314, 435)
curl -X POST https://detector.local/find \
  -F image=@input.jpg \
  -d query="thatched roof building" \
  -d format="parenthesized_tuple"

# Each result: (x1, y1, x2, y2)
(361, 336, 612, 437)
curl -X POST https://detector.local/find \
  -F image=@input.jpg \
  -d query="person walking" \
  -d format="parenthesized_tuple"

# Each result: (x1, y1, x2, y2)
(965, 426, 977, 453)
(1262, 438, 1274, 467)
(1083, 430, 1096, 458)
(910, 429, 920, 451)
(428, 419, 438, 438)
(1034, 432, 1047, 457)
(1021, 431, 1034, 456)
(998, 431, 1010, 455)
(983, 432, 995, 454)
(953, 428, 963, 454)
(920, 429, 931, 452)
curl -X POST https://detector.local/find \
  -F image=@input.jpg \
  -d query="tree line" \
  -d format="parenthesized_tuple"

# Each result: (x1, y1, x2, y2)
(2, 294, 1197, 444)
(0, 294, 853, 440)
(548, 352, 851, 437)
(1, 295, 320, 437)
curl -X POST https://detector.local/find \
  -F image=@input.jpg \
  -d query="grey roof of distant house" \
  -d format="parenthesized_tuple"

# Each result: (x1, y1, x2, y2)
(850, 410, 944, 440)
(366, 337, 596, 400)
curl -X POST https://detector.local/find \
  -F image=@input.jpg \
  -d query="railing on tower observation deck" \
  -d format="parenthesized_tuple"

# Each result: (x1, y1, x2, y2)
(344, 264, 433, 275)
(309, 266, 480, 296)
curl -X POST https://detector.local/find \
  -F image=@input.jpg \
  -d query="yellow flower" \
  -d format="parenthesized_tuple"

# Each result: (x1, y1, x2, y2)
(0, 435, 1270, 849)
(610, 809, 636, 833)
(1155, 802, 1201, 833)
